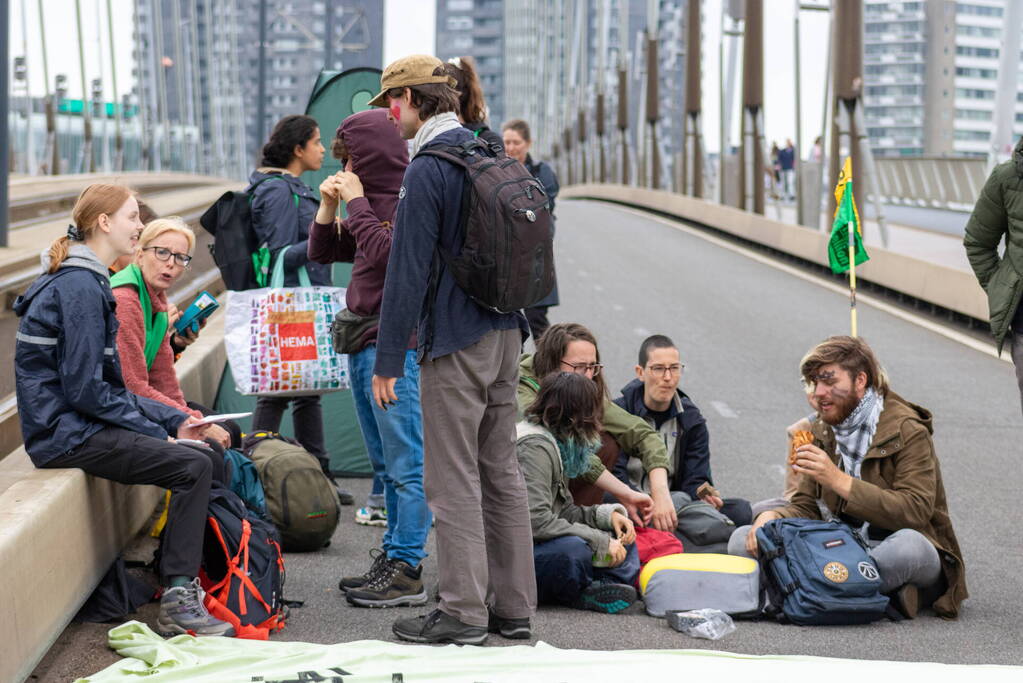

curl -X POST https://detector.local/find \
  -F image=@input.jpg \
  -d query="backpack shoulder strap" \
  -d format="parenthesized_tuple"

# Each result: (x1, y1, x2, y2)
(249, 175, 301, 208)
(415, 139, 490, 166)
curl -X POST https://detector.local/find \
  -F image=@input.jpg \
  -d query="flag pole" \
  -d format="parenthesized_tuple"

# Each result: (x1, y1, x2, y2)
(848, 223, 857, 337)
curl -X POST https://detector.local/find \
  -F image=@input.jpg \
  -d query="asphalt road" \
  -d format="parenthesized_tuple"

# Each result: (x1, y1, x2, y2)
(34, 199, 1023, 681)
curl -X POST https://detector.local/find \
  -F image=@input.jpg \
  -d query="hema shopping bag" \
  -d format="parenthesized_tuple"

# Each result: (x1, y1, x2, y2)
(225, 247, 349, 397)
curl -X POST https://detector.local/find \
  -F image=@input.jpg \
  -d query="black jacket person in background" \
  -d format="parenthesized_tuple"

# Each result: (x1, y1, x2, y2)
(503, 118, 560, 342)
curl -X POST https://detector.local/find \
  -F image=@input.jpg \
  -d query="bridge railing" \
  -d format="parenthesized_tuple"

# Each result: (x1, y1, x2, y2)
(874, 157, 987, 212)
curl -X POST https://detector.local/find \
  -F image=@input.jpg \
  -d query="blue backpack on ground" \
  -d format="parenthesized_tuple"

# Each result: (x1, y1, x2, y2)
(223, 448, 268, 517)
(756, 518, 890, 625)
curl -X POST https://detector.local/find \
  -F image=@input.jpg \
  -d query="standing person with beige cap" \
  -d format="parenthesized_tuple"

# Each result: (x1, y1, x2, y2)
(368, 55, 537, 645)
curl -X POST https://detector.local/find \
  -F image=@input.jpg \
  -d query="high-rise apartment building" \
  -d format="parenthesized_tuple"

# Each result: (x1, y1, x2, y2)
(134, 0, 249, 177)
(864, 0, 1021, 158)
(503, 0, 685, 186)
(435, 0, 506, 128)
(239, 1, 384, 159)
(135, 1, 383, 178)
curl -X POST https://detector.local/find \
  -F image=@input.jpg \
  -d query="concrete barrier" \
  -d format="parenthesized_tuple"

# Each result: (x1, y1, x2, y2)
(561, 184, 990, 323)
(0, 310, 226, 683)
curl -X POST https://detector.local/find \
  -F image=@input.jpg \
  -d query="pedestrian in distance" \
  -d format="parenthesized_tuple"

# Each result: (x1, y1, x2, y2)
(247, 114, 353, 505)
(964, 136, 1023, 416)
(14, 183, 234, 637)
(729, 336, 967, 620)
(518, 372, 641, 616)
(502, 118, 561, 343)
(779, 138, 796, 201)
(368, 54, 537, 646)
(307, 108, 433, 608)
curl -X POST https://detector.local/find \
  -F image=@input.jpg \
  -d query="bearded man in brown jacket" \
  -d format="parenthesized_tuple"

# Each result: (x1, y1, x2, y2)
(730, 336, 967, 620)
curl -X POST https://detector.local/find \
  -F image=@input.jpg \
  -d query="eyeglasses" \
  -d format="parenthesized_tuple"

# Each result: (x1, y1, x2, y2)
(561, 361, 603, 377)
(143, 246, 192, 267)
(646, 364, 684, 377)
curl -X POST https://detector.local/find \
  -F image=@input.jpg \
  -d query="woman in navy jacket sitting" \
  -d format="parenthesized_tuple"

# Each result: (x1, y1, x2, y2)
(14, 183, 233, 638)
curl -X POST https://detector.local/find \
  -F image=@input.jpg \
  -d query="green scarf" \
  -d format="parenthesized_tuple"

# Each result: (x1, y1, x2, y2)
(109, 264, 168, 371)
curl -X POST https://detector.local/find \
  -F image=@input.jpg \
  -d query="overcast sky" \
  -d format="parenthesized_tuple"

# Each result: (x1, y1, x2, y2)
(12, 0, 828, 154)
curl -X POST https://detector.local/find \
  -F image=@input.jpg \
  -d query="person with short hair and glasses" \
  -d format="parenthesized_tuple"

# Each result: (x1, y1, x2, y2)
(111, 218, 237, 459)
(613, 335, 752, 531)
(517, 323, 667, 529)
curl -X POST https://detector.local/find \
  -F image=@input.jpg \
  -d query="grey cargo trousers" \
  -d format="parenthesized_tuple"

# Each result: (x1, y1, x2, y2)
(419, 328, 537, 626)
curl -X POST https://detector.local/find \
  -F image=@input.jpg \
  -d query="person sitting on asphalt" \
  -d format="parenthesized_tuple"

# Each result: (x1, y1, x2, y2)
(517, 372, 641, 615)
(518, 323, 662, 528)
(14, 183, 234, 637)
(307, 108, 432, 609)
(728, 335, 968, 619)
(111, 217, 237, 465)
(613, 335, 752, 528)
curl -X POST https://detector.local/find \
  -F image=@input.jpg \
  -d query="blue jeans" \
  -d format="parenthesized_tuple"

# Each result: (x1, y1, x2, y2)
(533, 535, 640, 605)
(348, 345, 431, 566)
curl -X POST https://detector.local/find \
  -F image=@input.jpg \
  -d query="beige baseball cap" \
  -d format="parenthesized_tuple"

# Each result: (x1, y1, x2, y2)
(368, 55, 454, 108)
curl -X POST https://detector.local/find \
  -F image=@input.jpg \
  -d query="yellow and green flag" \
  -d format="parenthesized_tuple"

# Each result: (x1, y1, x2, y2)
(827, 157, 869, 274)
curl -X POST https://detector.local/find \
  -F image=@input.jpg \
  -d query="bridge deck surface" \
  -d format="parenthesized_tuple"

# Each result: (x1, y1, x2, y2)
(31, 199, 1022, 680)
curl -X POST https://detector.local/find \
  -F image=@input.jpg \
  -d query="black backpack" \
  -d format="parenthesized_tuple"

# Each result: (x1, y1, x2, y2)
(417, 138, 555, 313)
(200, 486, 288, 637)
(199, 176, 298, 290)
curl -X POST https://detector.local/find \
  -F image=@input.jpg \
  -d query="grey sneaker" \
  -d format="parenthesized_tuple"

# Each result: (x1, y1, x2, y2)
(339, 548, 389, 593)
(157, 579, 235, 637)
(346, 559, 428, 607)
(392, 609, 488, 645)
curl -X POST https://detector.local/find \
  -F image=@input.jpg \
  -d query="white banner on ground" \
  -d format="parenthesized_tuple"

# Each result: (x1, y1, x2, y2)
(76, 621, 1020, 683)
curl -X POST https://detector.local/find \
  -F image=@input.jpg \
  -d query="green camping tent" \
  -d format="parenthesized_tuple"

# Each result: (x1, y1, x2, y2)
(214, 67, 382, 477)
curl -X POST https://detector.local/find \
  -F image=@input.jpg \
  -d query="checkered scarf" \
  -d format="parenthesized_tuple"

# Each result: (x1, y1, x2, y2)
(831, 388, 883, 479)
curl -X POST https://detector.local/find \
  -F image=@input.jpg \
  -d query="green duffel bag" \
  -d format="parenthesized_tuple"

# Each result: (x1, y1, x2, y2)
(243, 432, 340, 552)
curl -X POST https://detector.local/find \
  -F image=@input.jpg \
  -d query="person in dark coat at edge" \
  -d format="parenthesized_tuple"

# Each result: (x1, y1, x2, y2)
(502, 118, 560, 341)
(246, 114, 353, 505)
(307, 109, 433, 608)
(443, 56, 504, 152)
(15, 183, 233, 637)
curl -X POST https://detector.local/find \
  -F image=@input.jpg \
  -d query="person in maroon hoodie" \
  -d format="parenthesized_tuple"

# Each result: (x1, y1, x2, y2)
(308, 109, 431, 608)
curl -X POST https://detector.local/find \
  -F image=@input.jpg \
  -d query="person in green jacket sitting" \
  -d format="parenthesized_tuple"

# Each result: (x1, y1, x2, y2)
(518, 323, 672, 530)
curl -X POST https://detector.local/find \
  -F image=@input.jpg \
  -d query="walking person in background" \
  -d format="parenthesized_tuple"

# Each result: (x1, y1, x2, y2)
(503, 118, 561, 342)
(779, 139, 796, 201)
(14, 183, 233, 637)
(369, 54, 536, 645)
(964, 136, 1023, 416)
(247, 114, 353, 505)
(308, 108, 432, 608)
(443, 56, 504, 151)
(769, 142, 781, 199)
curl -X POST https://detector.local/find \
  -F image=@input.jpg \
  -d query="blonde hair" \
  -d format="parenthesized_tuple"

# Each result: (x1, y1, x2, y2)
(47, 183, 134, 273)
(137, 216, 196, 254)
